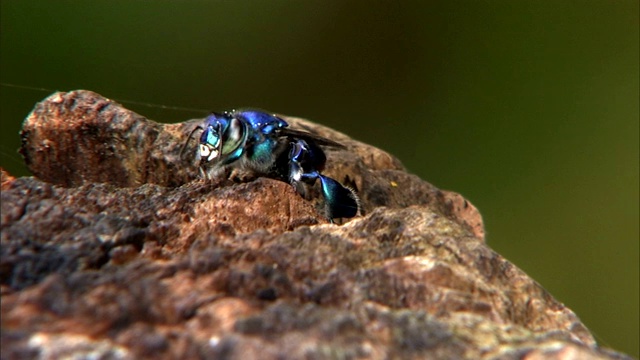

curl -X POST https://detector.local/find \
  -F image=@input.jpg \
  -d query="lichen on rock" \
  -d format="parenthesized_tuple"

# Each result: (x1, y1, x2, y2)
(0, 90, 631, 359)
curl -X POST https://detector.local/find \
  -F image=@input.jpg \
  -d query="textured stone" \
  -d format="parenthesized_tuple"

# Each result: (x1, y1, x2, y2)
(0, 90, 631, 359)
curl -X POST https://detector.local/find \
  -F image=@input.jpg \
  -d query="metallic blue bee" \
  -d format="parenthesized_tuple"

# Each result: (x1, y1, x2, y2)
(184, 109, 360, 220)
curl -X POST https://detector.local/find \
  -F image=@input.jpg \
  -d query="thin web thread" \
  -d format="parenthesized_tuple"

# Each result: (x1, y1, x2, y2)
(1, 82, 211, 114)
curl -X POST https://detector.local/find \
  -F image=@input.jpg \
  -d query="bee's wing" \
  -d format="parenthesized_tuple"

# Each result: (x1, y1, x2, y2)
(278, 128, 346, 149)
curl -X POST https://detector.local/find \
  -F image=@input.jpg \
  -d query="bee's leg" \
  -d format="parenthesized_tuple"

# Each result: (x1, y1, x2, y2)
(200, 165, 232, 184)
(198, 166, 207, 180)
(228, 168, 258, 182)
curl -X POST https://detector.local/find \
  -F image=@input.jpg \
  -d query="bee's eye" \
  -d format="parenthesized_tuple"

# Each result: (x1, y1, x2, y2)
(221, 117, 245, 154)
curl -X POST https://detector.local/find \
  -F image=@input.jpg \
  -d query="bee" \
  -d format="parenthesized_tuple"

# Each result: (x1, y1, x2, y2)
(183, 109, 360, 220)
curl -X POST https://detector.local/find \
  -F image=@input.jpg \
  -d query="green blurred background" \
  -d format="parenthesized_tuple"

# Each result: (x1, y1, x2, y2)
(1, 1, 637, 356)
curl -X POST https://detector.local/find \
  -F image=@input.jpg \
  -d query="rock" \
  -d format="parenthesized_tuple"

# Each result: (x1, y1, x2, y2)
(1, 90, 631, 359)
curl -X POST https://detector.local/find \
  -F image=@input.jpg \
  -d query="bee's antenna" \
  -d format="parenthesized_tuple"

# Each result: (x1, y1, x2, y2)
(180, 125, 204, 159)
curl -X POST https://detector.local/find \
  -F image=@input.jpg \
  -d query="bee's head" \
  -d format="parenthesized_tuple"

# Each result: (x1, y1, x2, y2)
(199, 112, 247, 163)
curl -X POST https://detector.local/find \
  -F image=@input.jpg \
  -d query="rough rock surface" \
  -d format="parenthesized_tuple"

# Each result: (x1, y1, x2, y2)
(1, 90, 631, 359)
